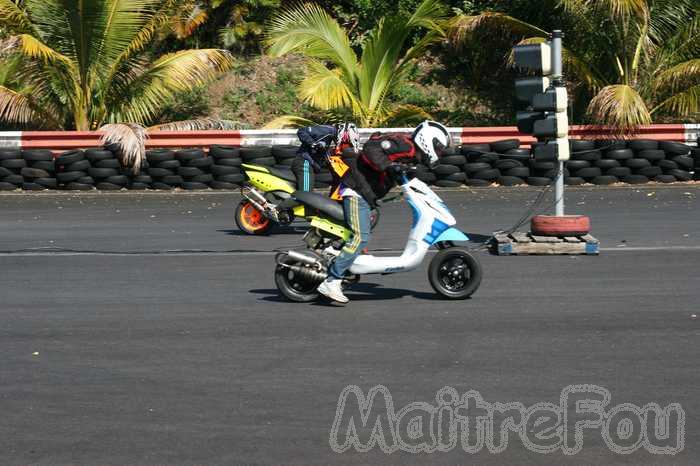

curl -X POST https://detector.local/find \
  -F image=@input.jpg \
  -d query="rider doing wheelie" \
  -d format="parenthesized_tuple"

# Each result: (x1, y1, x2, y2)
(317, 120, 452, 303)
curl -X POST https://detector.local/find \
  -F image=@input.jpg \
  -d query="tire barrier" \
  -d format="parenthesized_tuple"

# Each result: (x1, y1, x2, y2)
(0, 139, 698, 191)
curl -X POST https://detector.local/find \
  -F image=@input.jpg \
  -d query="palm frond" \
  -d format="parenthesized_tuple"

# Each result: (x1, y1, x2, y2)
(359, 0, 445, 118)
(298, 60, 360, 112)
(109, 49, 233, 124)
(171, 1, 209, 39)
(149, 118, 245, 131)
(647, 0, 695, 43)
(0, 84, 43, 125)
(99, 122, 147, 172)
(406, 0, 448, 31)
(593, 0, 649, 20)
(652, 84, 700, 117)
(654, 59, 700, 91)
(113, 0, 178, 65)
(381, 104, 432, 127)
(358, 17, 409, 113)
(402, 28, 446, 64)
(587, 84, 652, 133)
(91, 0, 161, 81)
(0, 0, 34, 34)
(265, 2, 358, 80)
(263, 115, 316, 129)
(12, 33, 75, 68)
(448, 12, 548, 45)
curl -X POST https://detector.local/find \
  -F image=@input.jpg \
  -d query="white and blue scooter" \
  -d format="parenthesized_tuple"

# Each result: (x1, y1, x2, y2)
(274, 168, 482, 302)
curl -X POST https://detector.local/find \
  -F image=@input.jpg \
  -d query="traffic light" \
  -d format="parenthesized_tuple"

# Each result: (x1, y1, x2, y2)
(513, 33, 569, 161)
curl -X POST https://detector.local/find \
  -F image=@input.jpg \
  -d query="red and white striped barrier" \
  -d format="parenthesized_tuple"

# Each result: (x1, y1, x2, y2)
(0, 124, 696, 151)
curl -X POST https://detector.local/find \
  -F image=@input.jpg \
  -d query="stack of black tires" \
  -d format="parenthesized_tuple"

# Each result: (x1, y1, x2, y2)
(241, 147, 275, 168)
(55, 150, 91, 190)
(566, 139, 694, 185)
(210, 145, 244, 189)
(83, 149, 128, 190)
(175, 149, 213, 190)
(272, 145, 298, 167)
(1, 139, 698, 191)
(0, 149, 24, 190)
(146, 149, 181, 190)
(461, 140, 531, 187)
(20, 150, 56, 190)
(431, 147, 467, 187)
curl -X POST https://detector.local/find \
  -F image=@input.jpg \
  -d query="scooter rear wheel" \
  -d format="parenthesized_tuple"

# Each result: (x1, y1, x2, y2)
(235, 200, 273, 235)
(275, 254, 322, 302)
(428, 247, 482, 299)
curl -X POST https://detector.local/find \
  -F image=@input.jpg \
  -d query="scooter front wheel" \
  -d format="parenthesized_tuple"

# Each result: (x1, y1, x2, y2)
(428, 247, 482, 299)
(235, 200, 273, 235)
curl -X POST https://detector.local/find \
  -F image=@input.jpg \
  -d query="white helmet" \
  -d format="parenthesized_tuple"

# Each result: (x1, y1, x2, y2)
(412, 120, 451, 168)
(336, 122, 360, 152)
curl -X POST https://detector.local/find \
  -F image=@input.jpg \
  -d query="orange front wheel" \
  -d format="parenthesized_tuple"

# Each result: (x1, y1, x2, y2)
(235, 200, 273, 235)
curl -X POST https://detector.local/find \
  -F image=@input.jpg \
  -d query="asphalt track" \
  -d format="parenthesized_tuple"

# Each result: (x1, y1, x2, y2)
(1, 185, 699, 465)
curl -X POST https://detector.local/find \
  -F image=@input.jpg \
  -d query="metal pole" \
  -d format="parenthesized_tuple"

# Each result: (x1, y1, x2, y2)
(555, 161, 564, 216)
(551, 30, 565, 216)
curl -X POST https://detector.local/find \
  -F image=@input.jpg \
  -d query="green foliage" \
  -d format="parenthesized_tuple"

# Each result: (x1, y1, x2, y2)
(0, 0, 233, 130)
(265, 0, 449, 127)
(213, 57, 319, 128)
(153, 86, 211, 124)
(391, 82, 439, 110)
(451, 0, 700, 130)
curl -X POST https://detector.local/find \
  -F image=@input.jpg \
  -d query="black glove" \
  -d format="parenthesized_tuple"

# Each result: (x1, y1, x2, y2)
(386, 163, 405, 182)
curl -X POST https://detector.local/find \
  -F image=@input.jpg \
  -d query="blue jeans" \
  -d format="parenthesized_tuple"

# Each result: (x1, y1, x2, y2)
(329, 196, 371, 279)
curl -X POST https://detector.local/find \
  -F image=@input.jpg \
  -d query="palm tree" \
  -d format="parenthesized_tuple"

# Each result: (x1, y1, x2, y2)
(264, 0, 448, 128)
(450, 0, 700, 133)
(0, 0, 233, 131)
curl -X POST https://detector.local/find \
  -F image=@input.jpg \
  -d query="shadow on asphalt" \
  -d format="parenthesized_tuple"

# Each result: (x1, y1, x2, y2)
(217, 228, 304, 236)
(251, 282, 451, 304)
(463, 232, 492, 245)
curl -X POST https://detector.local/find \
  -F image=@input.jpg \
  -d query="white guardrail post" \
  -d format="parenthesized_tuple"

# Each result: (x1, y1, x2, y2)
(0, 131, 22, 149)
(685, 123, 699, 146)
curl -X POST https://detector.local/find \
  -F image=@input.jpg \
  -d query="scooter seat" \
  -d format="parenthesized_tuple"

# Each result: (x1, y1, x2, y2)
(267, 166, 297, 183)
(292, 191, 345, 222)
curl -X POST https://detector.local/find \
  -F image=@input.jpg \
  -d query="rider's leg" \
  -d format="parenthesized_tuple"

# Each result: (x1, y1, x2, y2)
(291, 157, 314, 192)
(318, 196, 371, 303)
(283, 157, 316, 214)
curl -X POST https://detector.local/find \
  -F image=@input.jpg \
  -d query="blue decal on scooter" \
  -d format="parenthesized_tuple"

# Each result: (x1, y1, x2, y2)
(423, 219, 450, 244)
(407, 199, 421, 228)
(434, 227, 470, 243)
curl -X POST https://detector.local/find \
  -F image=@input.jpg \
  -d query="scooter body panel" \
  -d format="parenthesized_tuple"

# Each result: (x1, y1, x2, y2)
(242, 164, 296, 194)
(310, 217, 352, 241)
(349, 177, 464, 275)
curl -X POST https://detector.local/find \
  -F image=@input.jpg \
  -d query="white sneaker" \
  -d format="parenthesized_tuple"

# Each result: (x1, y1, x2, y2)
(317, 278, 349, 304)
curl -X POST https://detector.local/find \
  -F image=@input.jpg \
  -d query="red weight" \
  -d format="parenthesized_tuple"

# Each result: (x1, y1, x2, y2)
(531, 215, 591, 236)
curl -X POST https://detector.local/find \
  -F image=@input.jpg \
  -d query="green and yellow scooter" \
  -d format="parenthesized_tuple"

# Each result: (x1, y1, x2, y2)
(235, 163, 379, 235)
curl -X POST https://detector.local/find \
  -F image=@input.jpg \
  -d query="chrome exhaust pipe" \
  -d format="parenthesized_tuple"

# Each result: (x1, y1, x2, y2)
(242, 187, 279, 222)
(246, 187, 268, 205)
(287, 250, 323, 268)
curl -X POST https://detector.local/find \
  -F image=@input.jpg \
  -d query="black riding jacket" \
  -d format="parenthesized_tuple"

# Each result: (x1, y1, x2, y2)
(335, 132, 416, 206)
(296, 125, 336, 171)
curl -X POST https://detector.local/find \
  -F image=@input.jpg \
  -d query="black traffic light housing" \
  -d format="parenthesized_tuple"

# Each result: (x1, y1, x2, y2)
(513, 33, 569, 161)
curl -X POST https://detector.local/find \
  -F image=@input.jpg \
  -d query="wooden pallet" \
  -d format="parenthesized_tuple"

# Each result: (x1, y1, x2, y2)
(492, 232, 599, 255)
